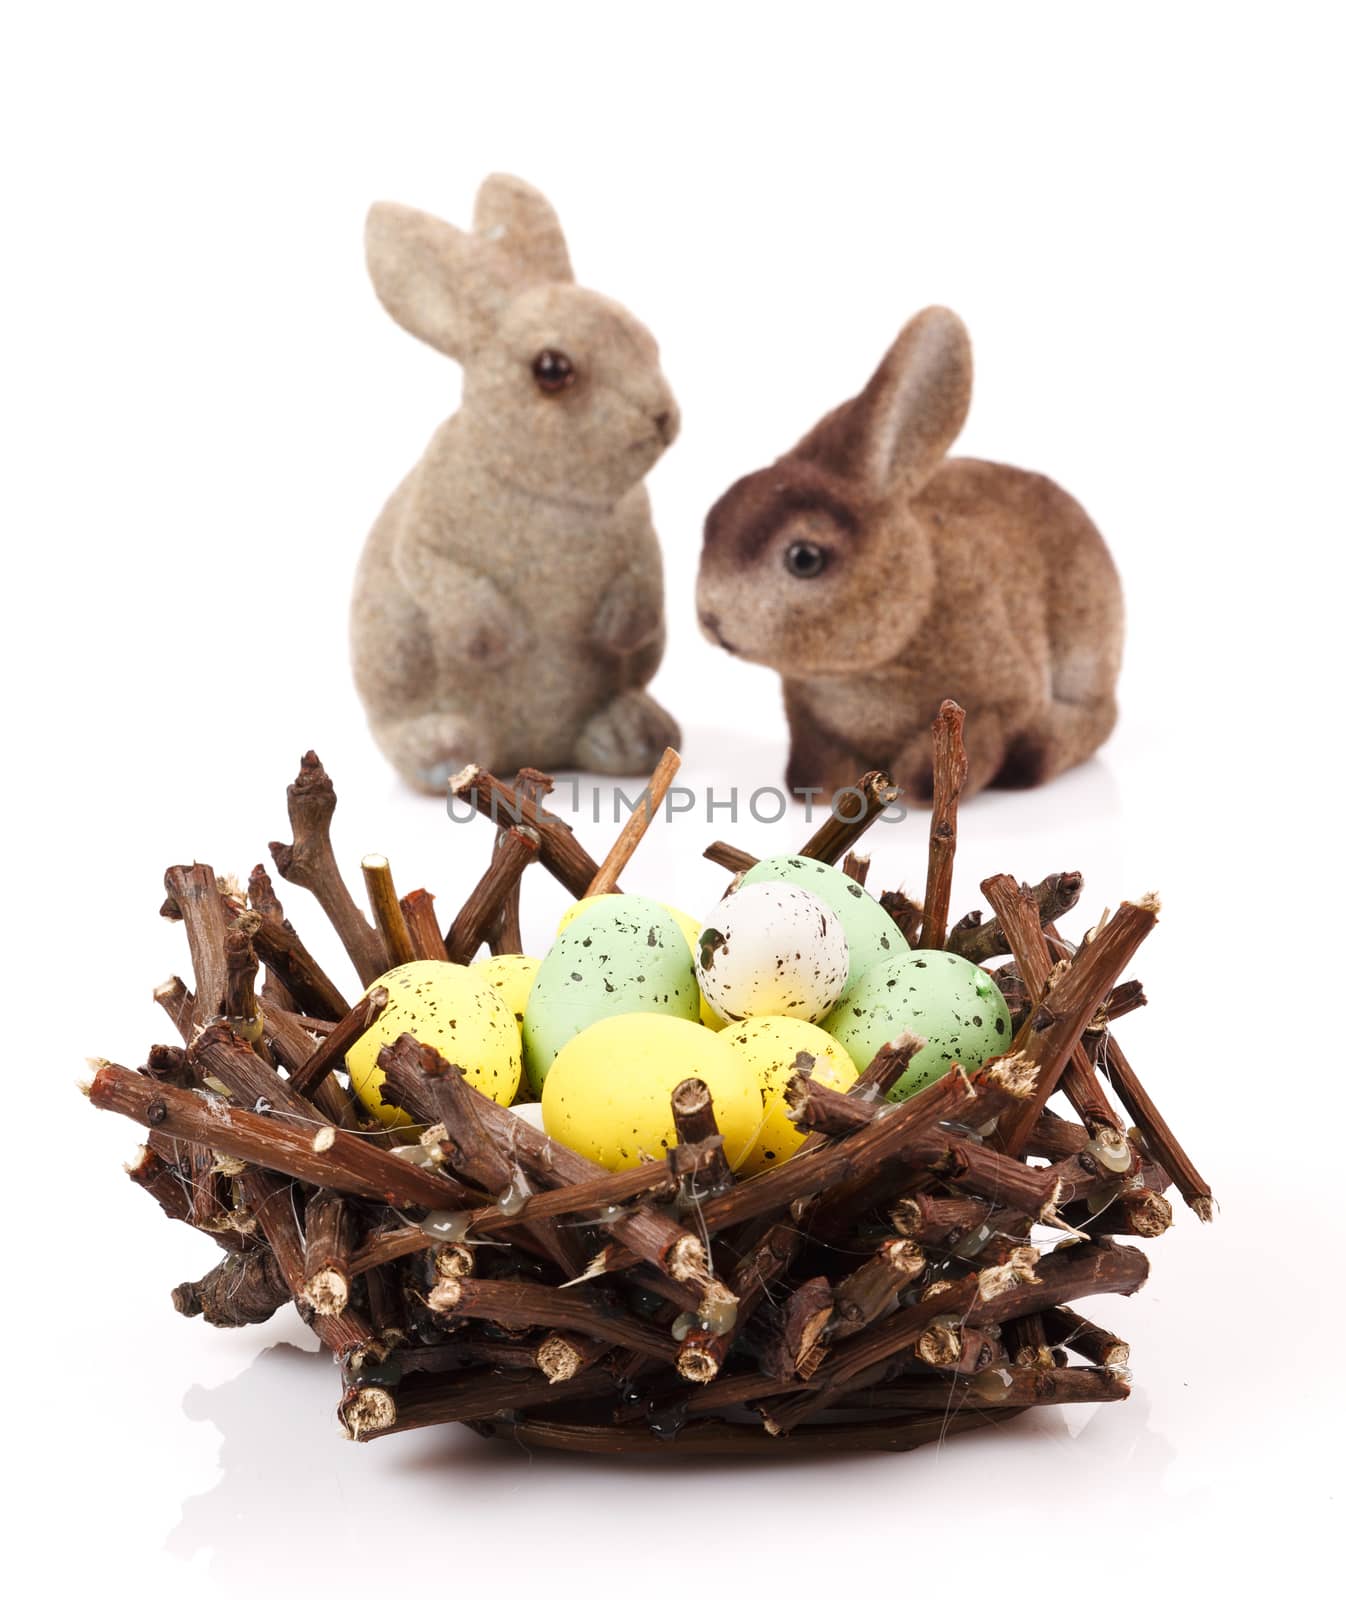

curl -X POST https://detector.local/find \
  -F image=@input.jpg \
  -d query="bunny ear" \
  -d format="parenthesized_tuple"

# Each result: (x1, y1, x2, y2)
(473, 173, 574, 286)
(365, 201, 507, 360)
(852, 307, 973, 495)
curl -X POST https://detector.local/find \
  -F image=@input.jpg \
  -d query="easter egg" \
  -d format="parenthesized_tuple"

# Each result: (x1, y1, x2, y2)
(346, 960, 522, 1127)
(738, 855, 907, 987)
(559, 895, 725, 1029)
(823, 949, 1011, 1099)
(720, 1016, 859, 1175)
(541, 1014, 760, 1171)
(522, 895, 699, 1094)
(474, 953, 540, 1032)
(695, 882, 849, 1024)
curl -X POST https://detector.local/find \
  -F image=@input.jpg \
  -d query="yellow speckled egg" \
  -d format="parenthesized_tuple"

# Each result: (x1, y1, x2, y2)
(558, 895, 725, 1031)
(346, 960, 521, 1127)
(541, 1014, 760, 1172)
(720, 1016, 858, 1175)
(473, 953, 540, 1032)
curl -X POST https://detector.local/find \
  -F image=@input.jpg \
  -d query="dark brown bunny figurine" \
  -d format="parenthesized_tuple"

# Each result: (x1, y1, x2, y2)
(696, 307, 1123, 801)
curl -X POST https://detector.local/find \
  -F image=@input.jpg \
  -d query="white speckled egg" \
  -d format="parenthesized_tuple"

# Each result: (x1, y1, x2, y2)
(695, 883, 849, 1024)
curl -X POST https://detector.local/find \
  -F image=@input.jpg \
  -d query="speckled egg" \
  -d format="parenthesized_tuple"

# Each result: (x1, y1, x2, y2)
(346, 960, 522, 1127)
(522, 895, 699, 1094)
(696, 882, 849, 1024)
(823, 949, 1011, 1099)
(541, 1013, 760, 1171)
(559, 895, 724, 1029)
(473, 953, 540, 1033)
(738, 854, 908, 987)
(720, 1016, 859, 1175)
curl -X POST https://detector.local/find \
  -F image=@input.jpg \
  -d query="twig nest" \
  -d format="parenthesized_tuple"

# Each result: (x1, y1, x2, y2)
(824, 949, 1011, 1097)
(540, 1014, 760, 1171)
(695, 883, 849, 1024)
(738, 854, 909, 986)
(346, 961, 522, 1125)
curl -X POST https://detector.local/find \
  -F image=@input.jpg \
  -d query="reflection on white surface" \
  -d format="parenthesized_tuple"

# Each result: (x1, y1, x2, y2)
(165, 1334, 1187, 1587)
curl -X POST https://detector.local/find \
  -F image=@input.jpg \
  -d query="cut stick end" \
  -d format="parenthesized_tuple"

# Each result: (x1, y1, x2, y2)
(668, 1233, 709, 1284)
(427, 1278, 463, 1314)
(676, 1345, 721, 1384)
(538, 1335, 584, 1384)
(983, 1051, 1039, 1101)
(302, 1268, 350, 1318)
(340, 1385, 397, 1441)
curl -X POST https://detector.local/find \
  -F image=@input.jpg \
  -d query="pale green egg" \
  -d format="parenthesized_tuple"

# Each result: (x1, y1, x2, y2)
(823, 949, 1011, 1099)
(738, 854, 907, 989)
(522, 895, 699, 1094)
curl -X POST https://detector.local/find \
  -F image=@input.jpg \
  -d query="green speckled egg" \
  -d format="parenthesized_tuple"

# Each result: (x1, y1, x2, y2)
(823, 949, 1011, 1099)
(522, 895, 699, 1093)
(738, 854, 907, 988)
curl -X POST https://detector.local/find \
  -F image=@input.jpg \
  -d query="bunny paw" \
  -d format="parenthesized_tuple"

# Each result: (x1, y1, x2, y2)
(373, 712, 496, 796)
(575, 691, 680, 775)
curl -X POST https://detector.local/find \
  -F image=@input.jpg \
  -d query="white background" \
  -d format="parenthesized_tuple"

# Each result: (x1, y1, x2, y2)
(4, 3, 1341, 1594)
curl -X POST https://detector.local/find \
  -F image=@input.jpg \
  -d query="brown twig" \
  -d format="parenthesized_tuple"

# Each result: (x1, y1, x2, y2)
(172, 1249, 291, 1328)
(428, 1278, 677, 1365)
(841, 851, 870, 885)
(450, 765, 601, 900)
(221, 913, 269, 1058)
(831, 1238, 926, 1340)
(919, 701, 967, 948)
(269, 752, 386, 985)
(878, 888, 924, 946)
(399, 889, 447, 962)
(239, 1168, 381, 1363)
(667, 1077, 733, 1197)
(361, 854, 414, 969)
(87, 1062, 478, 1211)
(980, 875, 1126, 1137)
(703, 841, 757, 873)
(444, 827, 540, 963)
(586, 746, 681, 895)
(247, 863, 350, 1020)
(162, 864, 231, 1027)
(287, 987, 389, 1099)
(1041, 1306, 1130, 1368)
(799, 769, 902, 864)
(489, 768, 553, 954)
(1084, 1020, 1215, 1221)
(761, 1243, 1147, 1433)
(994, 895, 1161, 1157)
(946, 871, 1085, 964)
(301, 1188, 357, 1315)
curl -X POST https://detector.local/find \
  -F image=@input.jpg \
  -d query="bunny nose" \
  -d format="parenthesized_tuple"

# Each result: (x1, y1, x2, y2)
(654, 409, 674, 442)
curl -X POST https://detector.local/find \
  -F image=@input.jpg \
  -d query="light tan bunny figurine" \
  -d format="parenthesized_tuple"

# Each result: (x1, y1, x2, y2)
(696, 307, 1123, 802)
(352, 175, 681, 792)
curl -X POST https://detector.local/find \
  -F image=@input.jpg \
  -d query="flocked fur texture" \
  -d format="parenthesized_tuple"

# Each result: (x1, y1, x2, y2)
(696, 307, 1124, 802)
(352, 174, 681, 793)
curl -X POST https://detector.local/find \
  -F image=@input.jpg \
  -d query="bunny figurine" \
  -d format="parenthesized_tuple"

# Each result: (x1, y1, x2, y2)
(352, 174, 681, 792)
(696, 306, 1123, 801)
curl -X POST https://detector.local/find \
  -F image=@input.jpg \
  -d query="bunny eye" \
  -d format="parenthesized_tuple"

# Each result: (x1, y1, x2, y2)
(532, 349, 576, 394)
(784, 541, 828, 579)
